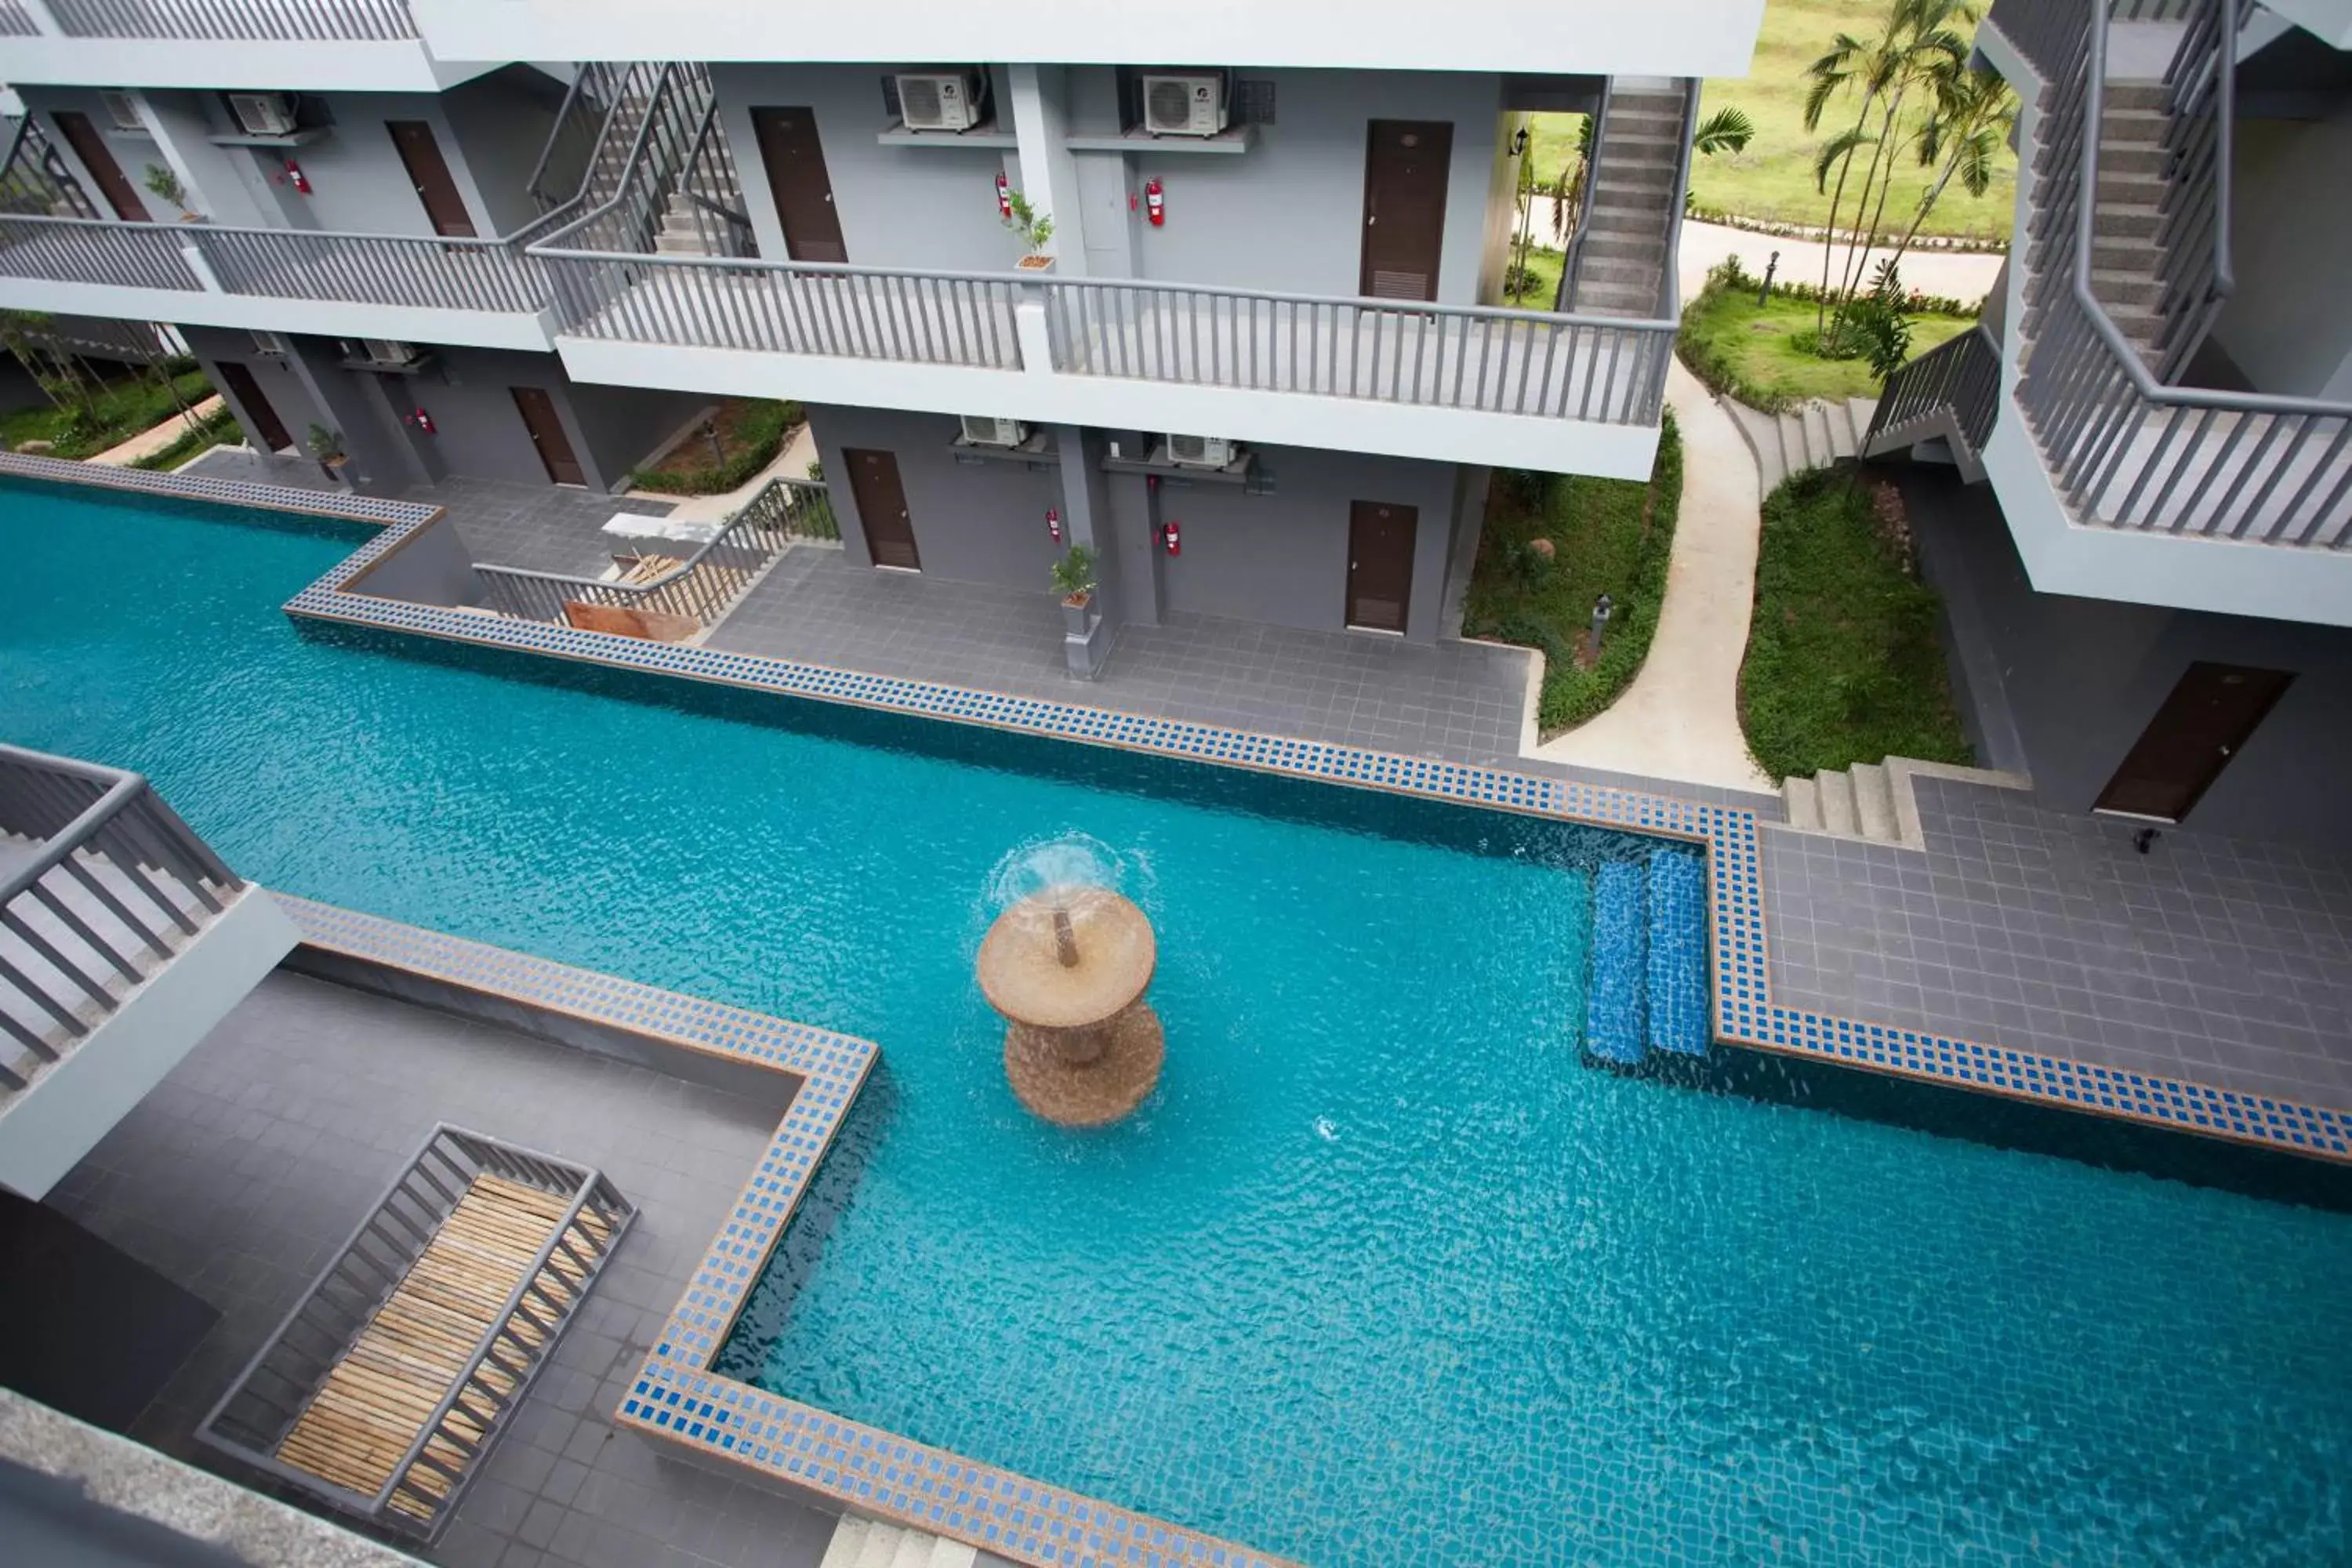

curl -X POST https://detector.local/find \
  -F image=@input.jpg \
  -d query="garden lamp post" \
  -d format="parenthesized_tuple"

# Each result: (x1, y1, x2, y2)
(1759, 251, 1779, 305)
(1590, 593, 1614, 653)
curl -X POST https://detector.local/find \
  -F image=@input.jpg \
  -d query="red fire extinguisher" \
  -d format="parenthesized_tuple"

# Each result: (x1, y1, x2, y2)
(407, 406, 435, 435)
(1144, 177, 1165, 227)
(284, 158, 311, 195)
(996, 170, 1012, 220)
(1163, 518, 1181, 557)
(1046, 506, 1062, 543)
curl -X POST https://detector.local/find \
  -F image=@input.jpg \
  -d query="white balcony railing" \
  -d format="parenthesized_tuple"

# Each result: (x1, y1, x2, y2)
(39, 0, 416, 40)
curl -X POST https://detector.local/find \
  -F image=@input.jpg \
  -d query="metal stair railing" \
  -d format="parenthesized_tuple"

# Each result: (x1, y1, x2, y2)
(0, 743, 239, 1093)
(1555, 79, 1613, 313)
(1864, 324, 2002, 463)
(2147, 0, 2239, 380)
(473, 474, 835, 627)
(2006, 0, 2352, 545)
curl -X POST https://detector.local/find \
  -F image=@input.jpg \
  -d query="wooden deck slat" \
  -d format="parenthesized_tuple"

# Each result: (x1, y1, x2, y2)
(271, 1173, 615, 1508)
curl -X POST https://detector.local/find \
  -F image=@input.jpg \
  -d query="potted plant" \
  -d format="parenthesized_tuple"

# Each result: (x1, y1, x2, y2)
(307, 423, 349, 487)
(142, 165, 196, 222)
(1002, 191, 1054, 271)
(1048, 543, 1097, 635)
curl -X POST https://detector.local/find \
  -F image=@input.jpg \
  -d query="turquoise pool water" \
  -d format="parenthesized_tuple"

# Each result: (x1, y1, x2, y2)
(5, 484, 2351, 1565)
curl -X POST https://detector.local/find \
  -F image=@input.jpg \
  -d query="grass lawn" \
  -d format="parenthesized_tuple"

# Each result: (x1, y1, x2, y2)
(1496, 242, 1563, 310)
(0, 367, 217, 459)
(1529, 0, 2016, 241)
(630, 397, 799, 495)
(1461, 412, 1682, 737)
(1739, 468, 1972, 780)
(1679, 281, 1977, 409)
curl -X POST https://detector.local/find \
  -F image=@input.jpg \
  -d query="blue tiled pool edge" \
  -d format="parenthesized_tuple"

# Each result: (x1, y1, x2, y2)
(274, 894, 1289, 1568)
(9, 450, 2339, 1166)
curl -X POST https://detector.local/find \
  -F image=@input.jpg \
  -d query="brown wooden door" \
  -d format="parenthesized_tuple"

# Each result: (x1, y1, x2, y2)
(844, 448, 920, 570)
(214, 360, 292, 452)
(52, 111, 146, 223)
(1359, 120, 1452, 301)
(387, 120, 477, 238)
(750, 107, 847, 263)
(510, 386, 585, 486)
(1346, 500, 1417, 633)
(2094, 662, 2292, 822)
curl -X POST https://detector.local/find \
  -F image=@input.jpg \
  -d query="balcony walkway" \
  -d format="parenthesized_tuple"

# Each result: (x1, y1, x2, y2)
(48, 970, 850, 1568)
(560, 267, 1666, 422)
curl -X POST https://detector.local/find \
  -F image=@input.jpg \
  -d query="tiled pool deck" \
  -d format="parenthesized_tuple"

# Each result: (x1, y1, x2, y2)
(13, 450, 2352, 1564)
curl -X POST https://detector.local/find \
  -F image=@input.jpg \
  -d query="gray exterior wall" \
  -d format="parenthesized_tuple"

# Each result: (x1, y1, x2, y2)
(23, 83, 544, 238)
(182, 326, 699, 493)
(708, 64, 1516, 305)
(712, 64, 1022, 272)
(2211, 101, 2352, 400)
(804, 401, 1062, 586)
(1909, 466, 2352, 849)
(806, 403, 1470, 642)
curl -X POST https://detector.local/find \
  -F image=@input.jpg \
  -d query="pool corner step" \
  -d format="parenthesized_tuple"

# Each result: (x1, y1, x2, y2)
(822, 1513, 978, 1568)
(1643, 848, 1710, 1058)
(1583, 858, 1649, 1063)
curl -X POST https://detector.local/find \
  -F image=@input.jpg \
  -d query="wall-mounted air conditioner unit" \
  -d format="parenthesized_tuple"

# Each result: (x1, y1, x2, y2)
(1141, 74, 1228, 138)
(226, 93, 298, 138)
(960, 416, 1027, 448)
(100, 91, 145, 133)
(361, 339, 418, 366)
(896, 71, 988, 132)
(249, 331, 288, 354)
(1166, 434, 1236, 469)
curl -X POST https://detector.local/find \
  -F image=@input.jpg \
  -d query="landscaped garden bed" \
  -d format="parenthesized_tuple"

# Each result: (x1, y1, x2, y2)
(1461, 412, 1682, 738)
(0, 365, 219, 460)
(630, 398, 801, 495)
(1739, 468, 1971, 780)
(1679, 257, 1980, 411)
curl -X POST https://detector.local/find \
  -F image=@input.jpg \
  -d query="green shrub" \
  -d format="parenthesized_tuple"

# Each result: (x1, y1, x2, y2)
(630, 399, 800, 495)
(1738, 469, 1973, 781)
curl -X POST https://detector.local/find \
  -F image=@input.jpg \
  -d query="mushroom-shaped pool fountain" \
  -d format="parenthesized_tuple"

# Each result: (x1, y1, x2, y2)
(977, 883, 1164, 1126)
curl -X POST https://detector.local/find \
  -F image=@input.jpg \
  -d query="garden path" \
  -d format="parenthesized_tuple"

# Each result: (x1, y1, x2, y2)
(88, 396, 223, 467)
(1527, 359, 1775, 792)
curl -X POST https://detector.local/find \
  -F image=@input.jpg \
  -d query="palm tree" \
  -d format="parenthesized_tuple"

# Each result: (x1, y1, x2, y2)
(1891, 65, 2014, 266)
(1693, 106, 1757, 159)
(1802, 0, 1973, 332)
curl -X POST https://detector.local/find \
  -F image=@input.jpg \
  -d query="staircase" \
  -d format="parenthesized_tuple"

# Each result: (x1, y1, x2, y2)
(1561, 80, 1693, 320)
(1724, 395, 1879, 496)
(1781, 757, 2032, 848)
(1583, 846, 1709, 1064)
(653, 190, 721, 256)
(819, 1513, 979, 1568)
(2063, 81, 2172, 372)
(1782, 762, 1903, 845)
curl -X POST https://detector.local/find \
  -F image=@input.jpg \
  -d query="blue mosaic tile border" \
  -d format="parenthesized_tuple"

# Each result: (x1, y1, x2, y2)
(274, 893, 1287, 1568)
(13, 452, 2335, 1163)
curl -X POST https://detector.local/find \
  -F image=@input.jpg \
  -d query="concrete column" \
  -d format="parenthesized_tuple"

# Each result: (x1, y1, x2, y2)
(1052, 424, 1116, 677)
(1007, 64, 1085, 275)
(126, 93, 223, 222)
(285, 336, 424, 494)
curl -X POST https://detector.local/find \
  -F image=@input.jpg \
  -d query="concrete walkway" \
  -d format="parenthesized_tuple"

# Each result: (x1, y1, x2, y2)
(86, 396, 223, 467)
(623, 419, 818, 524)
(1528, 358, 1774, 793)
(1673, 220, 2007, 307)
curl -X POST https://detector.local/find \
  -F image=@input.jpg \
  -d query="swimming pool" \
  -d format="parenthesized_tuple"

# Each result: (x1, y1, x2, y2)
(5, 482, 2350, 1565)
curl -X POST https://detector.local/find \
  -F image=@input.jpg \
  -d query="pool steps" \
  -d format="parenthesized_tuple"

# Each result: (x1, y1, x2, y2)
(1584, 848, 1709, 1063)
(820, 1512, 980, 1568)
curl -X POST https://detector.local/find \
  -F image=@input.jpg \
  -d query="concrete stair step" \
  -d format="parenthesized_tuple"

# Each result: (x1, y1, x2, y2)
(2104, 82, 2171, 111)
(1849, 762, 1898, 841)
(1783, 775, 1823, 830)
(1826, 397, 1860, 459)
(2095, 201, 2163, 240)
(2093, 169, 2166, 203)
(819, 1517, 872, 1568)
(927, 1540, 978, 1568)
(1849, 395, 1881, 448)
(2089, 266, 2163, 307)
(1816, 768, 1860, 837)
(851, 1520, 903, 1568)
(889, 1529, 932, 1568)
(1583, 234, 1665, 263)
(2096, 141, 2167, 176)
